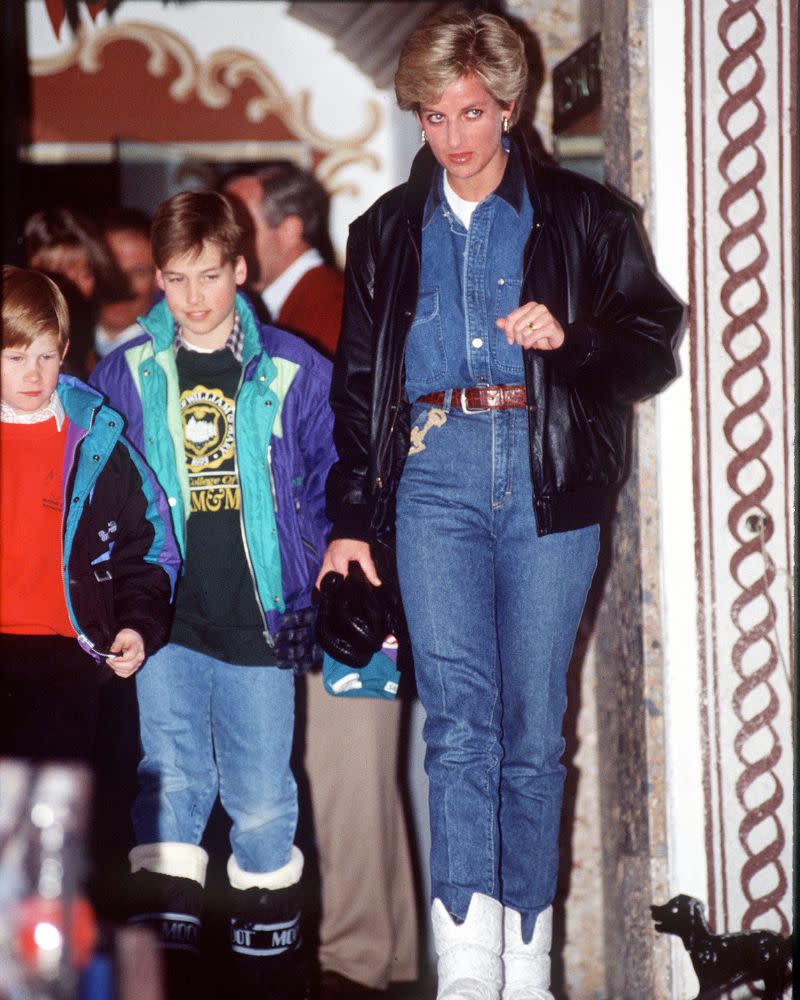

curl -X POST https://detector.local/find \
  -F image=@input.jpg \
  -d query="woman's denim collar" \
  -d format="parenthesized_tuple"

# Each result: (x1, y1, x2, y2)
(421, 141, 527, 230)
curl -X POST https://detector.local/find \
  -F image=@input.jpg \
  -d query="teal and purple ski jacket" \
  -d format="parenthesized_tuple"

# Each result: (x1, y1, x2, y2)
(90, 293, 337, 647)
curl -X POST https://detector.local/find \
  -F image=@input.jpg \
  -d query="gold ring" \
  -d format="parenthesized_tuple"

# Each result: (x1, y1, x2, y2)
(525, 321, 537, 330)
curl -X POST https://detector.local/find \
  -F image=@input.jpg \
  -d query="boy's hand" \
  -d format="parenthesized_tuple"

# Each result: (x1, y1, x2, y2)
(107, 629, 145, 677)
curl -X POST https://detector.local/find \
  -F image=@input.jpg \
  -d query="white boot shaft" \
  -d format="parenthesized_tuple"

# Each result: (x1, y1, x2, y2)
(432, 893, 504, 1000)
(502, 906, 553, 1000)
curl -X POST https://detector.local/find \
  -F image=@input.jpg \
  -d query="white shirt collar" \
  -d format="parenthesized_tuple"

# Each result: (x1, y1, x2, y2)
(262, 247, 323, 321)
(1, 390, 66, 429)
(94, 322, 142, 358)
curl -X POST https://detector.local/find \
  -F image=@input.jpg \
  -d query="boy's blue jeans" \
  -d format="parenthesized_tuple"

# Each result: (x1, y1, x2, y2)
(396, 403, 599, 939)
(133, 643, 297, 874)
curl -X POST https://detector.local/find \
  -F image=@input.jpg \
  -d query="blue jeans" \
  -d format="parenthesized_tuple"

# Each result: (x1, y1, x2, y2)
(133, 643, 297, 874)
(396, 402, 599, 938)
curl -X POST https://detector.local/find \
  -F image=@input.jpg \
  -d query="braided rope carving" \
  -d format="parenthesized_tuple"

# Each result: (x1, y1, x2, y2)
(716, 0, 788, 934)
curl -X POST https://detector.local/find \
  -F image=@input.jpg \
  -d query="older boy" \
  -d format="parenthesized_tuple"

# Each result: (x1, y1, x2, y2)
(0, 265, 178, 760)
(225, 165, 419, 997)
(91, 190, 336, 998)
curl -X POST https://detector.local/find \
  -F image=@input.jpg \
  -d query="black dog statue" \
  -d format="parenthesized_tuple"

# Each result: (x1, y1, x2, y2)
(650, 894, 792, 999)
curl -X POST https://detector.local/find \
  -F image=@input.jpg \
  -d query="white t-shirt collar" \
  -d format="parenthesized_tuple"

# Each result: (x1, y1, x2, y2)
(443, 172, 481, 229)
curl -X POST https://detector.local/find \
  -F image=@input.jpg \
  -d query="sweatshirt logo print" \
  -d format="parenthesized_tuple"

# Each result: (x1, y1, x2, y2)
(180, 384, 240, 513)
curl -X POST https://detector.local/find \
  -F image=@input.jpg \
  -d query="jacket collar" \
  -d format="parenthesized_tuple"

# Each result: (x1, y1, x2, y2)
(421, 139, 529, 229)
(137, 296, 176, 352)
(236, 292, 267, 366)
(137, 292, 265, 364)
(404, 129, 541, 234)
(403, 143, 438, 242)
(56, 374, 106, 430)
(516, 128, 544, 225)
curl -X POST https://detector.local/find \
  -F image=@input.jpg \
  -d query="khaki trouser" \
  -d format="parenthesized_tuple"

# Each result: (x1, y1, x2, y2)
(303, 670, 419, 990)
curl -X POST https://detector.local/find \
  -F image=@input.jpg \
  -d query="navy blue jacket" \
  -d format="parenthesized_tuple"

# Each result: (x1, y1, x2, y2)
(57, 376, 179, 659)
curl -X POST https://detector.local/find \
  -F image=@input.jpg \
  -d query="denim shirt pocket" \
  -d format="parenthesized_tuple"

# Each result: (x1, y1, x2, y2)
(404, 288, 447, 388)
(491, 277, 526, 379)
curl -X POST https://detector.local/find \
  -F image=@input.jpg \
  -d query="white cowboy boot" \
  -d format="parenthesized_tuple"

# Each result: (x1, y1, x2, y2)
(502, 906, 553, 1000)
(431, 892, 503, 1000)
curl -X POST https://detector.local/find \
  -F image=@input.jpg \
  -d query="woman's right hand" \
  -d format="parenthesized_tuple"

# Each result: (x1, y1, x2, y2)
(316, 538, 382, 589)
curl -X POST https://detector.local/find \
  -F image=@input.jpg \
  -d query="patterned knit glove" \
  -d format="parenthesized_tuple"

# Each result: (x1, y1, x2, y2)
(274, 606, 323, 675)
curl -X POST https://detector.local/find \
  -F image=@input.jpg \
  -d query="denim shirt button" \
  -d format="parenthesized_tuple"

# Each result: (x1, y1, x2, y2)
(405, 153, 531, 402)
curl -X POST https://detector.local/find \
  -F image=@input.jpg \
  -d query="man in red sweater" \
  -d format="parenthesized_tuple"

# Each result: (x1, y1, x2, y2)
(225, 166, 342, 359)
(225, 166, 418, 999)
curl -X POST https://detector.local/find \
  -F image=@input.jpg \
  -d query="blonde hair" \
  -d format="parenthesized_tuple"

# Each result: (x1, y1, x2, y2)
(2, 265, 70, 352)
(394, 10, 527, 124)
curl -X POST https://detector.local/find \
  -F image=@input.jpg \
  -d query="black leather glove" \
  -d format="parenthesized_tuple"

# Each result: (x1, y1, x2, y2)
(274, 606, 323, 675)
(316, 561, 387, 668)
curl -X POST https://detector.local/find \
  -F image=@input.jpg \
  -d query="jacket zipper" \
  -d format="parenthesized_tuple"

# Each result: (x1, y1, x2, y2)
(375, 227, 421, 491)
(522, 219, 543, 285)
(267, 444, 279, 512)
(61, 491, 74, 639)
(233, 370, 275, 648)
(522, 218, 545, 531)
(63, 406, 106, 654)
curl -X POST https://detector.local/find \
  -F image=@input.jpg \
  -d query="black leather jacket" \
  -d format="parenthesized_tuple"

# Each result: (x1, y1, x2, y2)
(326, 131, 685, 540)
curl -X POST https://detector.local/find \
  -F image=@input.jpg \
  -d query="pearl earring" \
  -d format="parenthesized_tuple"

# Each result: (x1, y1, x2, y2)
(421, 129, 427, 144)
(502, 118, 510, 135)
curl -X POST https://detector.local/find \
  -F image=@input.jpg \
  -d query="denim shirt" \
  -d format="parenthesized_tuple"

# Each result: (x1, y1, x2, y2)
(404, 142, 534, 403)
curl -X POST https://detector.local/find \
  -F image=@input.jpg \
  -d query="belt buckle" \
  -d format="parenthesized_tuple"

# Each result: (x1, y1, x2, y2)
(460, 388, 490, 413)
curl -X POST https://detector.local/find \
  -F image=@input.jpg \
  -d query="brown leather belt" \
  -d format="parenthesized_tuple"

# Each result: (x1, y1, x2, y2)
(418, 385, 528, 411)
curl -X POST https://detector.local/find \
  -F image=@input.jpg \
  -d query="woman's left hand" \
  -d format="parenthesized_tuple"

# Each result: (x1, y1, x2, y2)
(496, 301, 565, 351)
(107, 628, 145, 678)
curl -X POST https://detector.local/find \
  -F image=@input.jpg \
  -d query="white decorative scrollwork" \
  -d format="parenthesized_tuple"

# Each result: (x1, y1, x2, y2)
(30, 21, 382, 186)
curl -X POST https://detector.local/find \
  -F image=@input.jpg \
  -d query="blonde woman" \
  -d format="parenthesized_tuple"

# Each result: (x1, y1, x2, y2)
(318, 10, 683, 999)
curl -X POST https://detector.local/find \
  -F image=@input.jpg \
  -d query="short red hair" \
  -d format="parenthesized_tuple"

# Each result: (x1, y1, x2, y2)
(2, 265, 70, 352)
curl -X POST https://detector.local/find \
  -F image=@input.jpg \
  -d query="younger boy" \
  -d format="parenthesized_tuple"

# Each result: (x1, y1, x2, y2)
(90, 191, 337, 998)
(0, 265, 178, 761)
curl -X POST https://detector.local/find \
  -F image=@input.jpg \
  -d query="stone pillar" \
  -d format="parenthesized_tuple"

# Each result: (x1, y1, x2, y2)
(595, 2, 672, 998)
(598, 2, 796, 998)
(680, 0, 796, 951)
